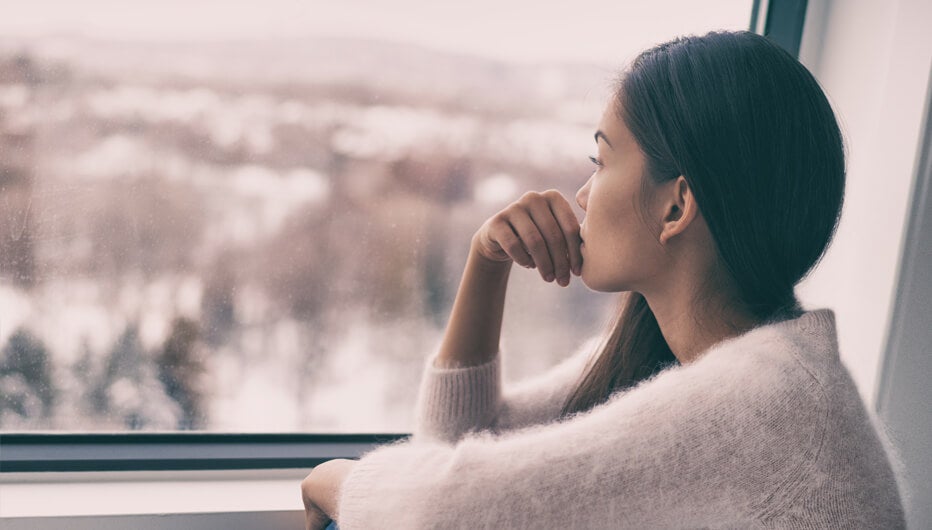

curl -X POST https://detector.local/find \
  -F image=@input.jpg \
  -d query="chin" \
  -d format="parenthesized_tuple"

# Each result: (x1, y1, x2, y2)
(579, 270, 628, 293)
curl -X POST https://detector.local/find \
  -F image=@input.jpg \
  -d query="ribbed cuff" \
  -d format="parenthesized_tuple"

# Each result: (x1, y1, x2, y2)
(412, 350, 502, 443)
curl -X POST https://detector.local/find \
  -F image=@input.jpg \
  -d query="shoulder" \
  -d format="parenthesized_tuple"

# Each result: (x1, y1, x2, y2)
(596, 321, 831, 462)
(690, 319, 831, 422)
(621, 320, 829, 407)
(693, 309, 838, 394)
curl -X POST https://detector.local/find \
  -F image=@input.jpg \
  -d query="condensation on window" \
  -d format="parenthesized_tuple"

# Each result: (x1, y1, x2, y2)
(0, 1, 750, 431)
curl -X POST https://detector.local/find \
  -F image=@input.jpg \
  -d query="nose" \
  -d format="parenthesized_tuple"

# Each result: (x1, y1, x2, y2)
(576, 178, 591, 211)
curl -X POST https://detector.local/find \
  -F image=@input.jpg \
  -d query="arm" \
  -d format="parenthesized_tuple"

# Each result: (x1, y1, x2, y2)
(491, 336, 599, 432)
(434, 187, 583, 369)
(413, 335, 598, 443)
(414, 190, 584, 443)
(302, 459, 358, 528)
(303, 189, 586, 517)
(433, 238, 513, 370)
(337, 352, 827, 529)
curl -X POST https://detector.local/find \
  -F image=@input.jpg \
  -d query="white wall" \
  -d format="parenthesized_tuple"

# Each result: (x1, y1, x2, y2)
(795, 0, 932, 407)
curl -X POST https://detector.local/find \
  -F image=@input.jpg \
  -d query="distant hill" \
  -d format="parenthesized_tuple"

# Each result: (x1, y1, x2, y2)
(0, 34, 615, 113)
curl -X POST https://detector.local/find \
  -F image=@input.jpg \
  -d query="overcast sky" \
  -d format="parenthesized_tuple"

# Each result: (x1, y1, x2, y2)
(0, 0, 751, 64)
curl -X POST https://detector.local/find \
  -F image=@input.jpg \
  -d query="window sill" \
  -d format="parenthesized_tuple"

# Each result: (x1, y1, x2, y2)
(0, 468, 309, 529)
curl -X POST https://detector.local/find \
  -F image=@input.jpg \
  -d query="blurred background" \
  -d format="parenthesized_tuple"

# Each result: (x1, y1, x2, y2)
(4, 0, 931, 526)
(0, 0, 776, 432)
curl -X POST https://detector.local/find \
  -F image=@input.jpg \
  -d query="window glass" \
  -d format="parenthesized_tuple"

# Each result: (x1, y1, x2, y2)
(0, 1, 751, 431)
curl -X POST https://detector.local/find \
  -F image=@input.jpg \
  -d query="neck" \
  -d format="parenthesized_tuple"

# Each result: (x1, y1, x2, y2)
(642, 281, 760, 365)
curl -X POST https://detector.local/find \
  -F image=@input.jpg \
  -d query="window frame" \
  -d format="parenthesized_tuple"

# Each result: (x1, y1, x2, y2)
(750, 0, 809, 58)
(0, 433, 408, 472)
(0, 0, 806, 476)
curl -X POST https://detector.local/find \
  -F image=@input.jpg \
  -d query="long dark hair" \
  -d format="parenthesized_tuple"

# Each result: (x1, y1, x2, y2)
(561, 31, 845, 417)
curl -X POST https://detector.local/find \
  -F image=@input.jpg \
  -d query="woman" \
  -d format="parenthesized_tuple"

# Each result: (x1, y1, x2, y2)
(301, 30, 906, 529)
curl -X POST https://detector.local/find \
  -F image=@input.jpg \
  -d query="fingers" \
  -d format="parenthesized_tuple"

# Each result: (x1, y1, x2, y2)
(508, 211, 552, 277)
(487, 214, 535, 267)
(512, 190, 578, 286)
(479, 189, 580, 286)
(546, 191, 583, 276)
(524, 199, 570, 285)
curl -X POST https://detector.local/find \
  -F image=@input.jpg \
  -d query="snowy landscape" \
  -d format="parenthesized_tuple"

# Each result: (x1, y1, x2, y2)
(0, 35, 616, 432)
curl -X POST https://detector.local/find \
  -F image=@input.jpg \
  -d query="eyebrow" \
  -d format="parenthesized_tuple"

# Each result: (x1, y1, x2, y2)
(594, 130, 613, 149)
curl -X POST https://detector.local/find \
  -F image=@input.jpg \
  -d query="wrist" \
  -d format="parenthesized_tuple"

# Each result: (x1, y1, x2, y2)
(468, 236, 514, 273)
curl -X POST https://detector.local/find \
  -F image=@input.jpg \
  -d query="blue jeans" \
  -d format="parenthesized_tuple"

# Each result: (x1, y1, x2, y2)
(325, 522, 340, 530)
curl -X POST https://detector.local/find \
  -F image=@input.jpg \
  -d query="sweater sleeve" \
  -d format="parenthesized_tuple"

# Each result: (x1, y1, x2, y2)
(411, 337, 597, 444)
(337, 351, 828, 529)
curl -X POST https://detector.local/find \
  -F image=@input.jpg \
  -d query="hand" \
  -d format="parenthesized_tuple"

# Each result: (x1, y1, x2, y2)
(302, 500, 331, 530)
(472, 189, 582, 286)
(300, 459, 358, 528)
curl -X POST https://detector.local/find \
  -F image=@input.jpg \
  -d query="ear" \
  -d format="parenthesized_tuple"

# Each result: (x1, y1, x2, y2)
(658, 176, 700, 245)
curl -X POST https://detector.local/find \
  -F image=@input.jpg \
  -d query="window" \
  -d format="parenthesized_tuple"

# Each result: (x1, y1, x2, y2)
(0, 1, 752, 434)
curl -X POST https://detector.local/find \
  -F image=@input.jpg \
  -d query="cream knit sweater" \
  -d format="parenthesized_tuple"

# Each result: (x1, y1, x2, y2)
(336, 309, 906, 529)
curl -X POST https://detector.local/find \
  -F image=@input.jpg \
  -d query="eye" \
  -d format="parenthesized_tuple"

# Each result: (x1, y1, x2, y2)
(588, 155, 603, 168)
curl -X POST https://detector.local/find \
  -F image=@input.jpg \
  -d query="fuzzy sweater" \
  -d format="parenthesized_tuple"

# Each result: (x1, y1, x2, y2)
(336, 309, 906, 529)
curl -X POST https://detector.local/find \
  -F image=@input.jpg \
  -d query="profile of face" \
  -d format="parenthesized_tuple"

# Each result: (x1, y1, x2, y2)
(572, 32, 844, 319)
(575, 97, 680, 293)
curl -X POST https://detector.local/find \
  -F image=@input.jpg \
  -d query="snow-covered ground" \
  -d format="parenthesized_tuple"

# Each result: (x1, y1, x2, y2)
(0, 39, 611, 432)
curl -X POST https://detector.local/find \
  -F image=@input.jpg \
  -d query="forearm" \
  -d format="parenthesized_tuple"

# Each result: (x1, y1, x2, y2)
(302, 459, 358, 527)
(434, 237, 512, 368)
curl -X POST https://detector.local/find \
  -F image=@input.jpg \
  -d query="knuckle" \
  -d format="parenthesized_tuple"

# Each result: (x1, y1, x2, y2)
(518, 191, 541, 205)
(542, 188, 562, 200)
(546, 227, 564, 242)
(525, 233, 545, 249)
(490, 212, 509, 227)
(505, 241, 525, 256)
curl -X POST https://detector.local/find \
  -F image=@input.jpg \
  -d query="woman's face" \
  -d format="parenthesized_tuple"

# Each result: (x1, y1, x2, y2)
(576, 97, 667, 292)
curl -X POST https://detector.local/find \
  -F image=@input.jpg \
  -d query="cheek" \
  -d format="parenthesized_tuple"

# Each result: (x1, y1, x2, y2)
(580, 206, 660, 291)
(580, 232, 630, 291)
